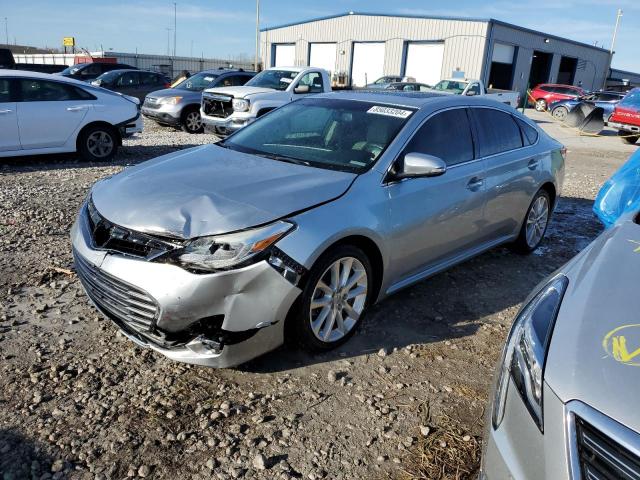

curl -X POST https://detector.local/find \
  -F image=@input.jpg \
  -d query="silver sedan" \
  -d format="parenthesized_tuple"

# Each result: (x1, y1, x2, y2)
(71, 92, 565, 367)
(482, 209, 640, 479)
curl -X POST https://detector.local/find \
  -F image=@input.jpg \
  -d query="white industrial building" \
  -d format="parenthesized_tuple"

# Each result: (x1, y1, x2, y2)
(260, 12, 615, 95)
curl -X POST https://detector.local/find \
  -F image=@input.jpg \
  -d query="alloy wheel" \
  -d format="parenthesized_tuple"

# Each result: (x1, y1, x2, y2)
(86, 131, 114, 158)
(525, 195, 549, 248)
(309, 257, 368, 343)
(552, 107, 568, 121)
(535, 100, 547, 112)
(185, 111, 202, 132)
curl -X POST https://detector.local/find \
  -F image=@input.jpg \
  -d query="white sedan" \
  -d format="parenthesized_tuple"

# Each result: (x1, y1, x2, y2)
(0, 69, 143, 161)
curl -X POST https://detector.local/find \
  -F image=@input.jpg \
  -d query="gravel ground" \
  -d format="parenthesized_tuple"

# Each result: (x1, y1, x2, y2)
(0, 114, 636, 480)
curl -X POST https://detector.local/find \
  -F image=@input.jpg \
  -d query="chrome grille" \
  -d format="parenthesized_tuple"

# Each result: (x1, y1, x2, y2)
(143, 96, 160, 109)
(576, 416, 640, 480)
(74, 250, 159, 332)
(202, 93, 233, 118)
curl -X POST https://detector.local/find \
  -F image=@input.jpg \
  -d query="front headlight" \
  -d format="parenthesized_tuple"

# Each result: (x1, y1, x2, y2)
(158, 96, 183, 105)
(167, 221, 294, 272)
(232, 98, 249, 112)
(492, 275, 568, 431)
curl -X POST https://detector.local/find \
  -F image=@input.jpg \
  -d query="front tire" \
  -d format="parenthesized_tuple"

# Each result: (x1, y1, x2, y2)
(288, 245, 373, 352)
(78, 125, 118, 162)
(181, 107, 204, 134)
(535, 99, 547, 112)
(511, 190, 551, 254)
(619, 131, 639, 145)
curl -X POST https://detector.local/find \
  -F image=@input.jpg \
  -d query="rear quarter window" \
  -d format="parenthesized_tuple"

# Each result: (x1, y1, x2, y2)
(515, 118, 539, 145)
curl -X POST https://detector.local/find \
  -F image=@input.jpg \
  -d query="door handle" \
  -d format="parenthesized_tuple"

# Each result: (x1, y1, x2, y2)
(66, 106, 88, 112)
(0, 109, 12, 114)
(528, 159, 540, 170)
(467, 177, 484, 191)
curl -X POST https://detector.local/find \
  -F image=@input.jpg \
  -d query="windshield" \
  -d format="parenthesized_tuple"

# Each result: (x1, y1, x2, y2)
(174, 72, 219, 91)
(432, 80, 469, 94)
(244, 69, 298, 91)
(220, 98, 414, 173)
(61, 64, 83, 75)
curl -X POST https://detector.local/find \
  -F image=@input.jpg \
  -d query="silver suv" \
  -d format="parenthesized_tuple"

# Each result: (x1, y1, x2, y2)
(141, 69, 255, 133)
(72, 92, 565, 367)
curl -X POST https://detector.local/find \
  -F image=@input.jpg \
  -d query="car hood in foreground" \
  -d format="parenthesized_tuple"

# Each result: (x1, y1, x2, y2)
(90, 145, 355, 239)
(545, 215, 640, 433)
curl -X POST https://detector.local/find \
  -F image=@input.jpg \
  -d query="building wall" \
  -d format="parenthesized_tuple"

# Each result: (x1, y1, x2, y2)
(488, 23, 611, 94)
(608, 68, 640, 88)
(12, 52, 255, 76)
(261, 14, 489, 84)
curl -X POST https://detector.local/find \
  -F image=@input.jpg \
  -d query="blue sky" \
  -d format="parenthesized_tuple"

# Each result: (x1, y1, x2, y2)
(3, 0, 639, 72)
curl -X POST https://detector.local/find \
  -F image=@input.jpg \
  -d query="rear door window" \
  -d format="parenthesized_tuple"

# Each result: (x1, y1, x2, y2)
(140, 73, 161, 86)
(17, 79, 89, 102)
(404, 108, 475, 166)
(117, 72, 140, 87)
(471, 108, 524, 157)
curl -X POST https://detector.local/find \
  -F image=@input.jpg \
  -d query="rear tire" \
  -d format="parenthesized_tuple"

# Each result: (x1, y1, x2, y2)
(181, 107, 204, 134)
(619, 131, 639, 145)
(287, 245, 374, 352)
(535, 99, 547, 112)
(77, 124, 118, 162)
(510, 190, 551, 254)
(552, 106, 568, 121)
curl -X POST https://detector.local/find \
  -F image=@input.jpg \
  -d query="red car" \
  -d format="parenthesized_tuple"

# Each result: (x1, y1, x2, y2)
(529, 83, 585, 112)
(608, 88, 640, 145)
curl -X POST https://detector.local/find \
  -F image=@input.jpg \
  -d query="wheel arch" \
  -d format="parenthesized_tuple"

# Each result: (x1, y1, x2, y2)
(539, 181, 557, 210)
(76, 121, 121, 151)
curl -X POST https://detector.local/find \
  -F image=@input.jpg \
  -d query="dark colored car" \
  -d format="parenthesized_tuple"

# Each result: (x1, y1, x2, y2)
(549, 91, 625, 122)
(608, 88, 640, 145)
(385, 82, 432, 92)
(91, 69, 171, 102)
(58, 62, 136, 81)
(529, 83, 585, 112)
(142, 68, 255, 133)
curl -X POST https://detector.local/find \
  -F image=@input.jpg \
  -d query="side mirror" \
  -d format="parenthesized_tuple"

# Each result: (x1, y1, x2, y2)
(294, 85, 310, 94)
(466, 90, 477, 96)
(397, 153, 447, 179)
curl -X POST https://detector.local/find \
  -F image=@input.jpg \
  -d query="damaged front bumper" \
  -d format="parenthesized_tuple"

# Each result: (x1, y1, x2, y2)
(70, 207, 302, 367)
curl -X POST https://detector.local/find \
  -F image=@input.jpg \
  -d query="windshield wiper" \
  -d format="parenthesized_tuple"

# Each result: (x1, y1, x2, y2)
(258, 153, 311, 166)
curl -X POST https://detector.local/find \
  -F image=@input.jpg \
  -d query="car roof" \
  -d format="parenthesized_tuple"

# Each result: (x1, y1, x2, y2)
(537, 83, 582, 88)
(0, 68, 99, 87)
(314, 90, 517, 111)
(201, 68, 255, 75)
(267, 66, 307, 73)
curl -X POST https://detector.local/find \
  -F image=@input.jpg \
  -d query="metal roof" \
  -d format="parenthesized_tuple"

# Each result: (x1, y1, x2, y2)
(261, 11, 609, 53)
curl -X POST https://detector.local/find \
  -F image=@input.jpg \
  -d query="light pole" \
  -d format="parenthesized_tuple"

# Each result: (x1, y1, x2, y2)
(604, 9, 623, 90)
(255, 0, 260, 71)
(4, 17, 8, 47)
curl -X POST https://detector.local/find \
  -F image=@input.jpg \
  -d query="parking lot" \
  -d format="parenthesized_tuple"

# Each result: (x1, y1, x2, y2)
(0, 112, 637, 480)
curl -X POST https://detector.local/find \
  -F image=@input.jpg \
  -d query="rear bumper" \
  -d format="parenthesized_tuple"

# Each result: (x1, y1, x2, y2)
(608, 121, 640, 133)
(70, 204, 302, 367)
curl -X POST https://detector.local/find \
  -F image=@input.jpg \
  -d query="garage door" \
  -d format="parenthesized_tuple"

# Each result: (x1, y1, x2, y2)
(273, 44, 295, 67)
(351, 42, 385, 87)
(309, 43, 336, 77)
(404, 42, 444, 86)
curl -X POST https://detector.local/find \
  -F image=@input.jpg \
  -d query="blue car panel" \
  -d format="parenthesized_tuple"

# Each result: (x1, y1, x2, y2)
(594, 149, 640, 227)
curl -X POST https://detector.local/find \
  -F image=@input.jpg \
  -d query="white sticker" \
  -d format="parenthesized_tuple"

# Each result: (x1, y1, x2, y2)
(280, 77, 293, 84)
(204, 76, 214, 82)
(367, 106, 412, 118)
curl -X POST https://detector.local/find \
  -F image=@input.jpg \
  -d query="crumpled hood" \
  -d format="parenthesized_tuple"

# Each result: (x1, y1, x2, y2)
(545, 216, 640, 433)
(202, 86, 276, 98)
(90, 144, 355, 239)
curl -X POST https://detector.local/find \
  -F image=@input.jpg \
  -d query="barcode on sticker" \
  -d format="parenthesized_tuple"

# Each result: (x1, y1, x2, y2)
(367, 106, 412, 118)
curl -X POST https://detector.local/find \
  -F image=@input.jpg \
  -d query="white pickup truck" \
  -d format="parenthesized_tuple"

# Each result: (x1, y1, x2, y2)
(201, 66, 332, 134)
(429, 78, 520, 108)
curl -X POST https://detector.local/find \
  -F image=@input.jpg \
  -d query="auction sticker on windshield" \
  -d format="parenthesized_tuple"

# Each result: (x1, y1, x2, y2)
(367, 106, 413, 118)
